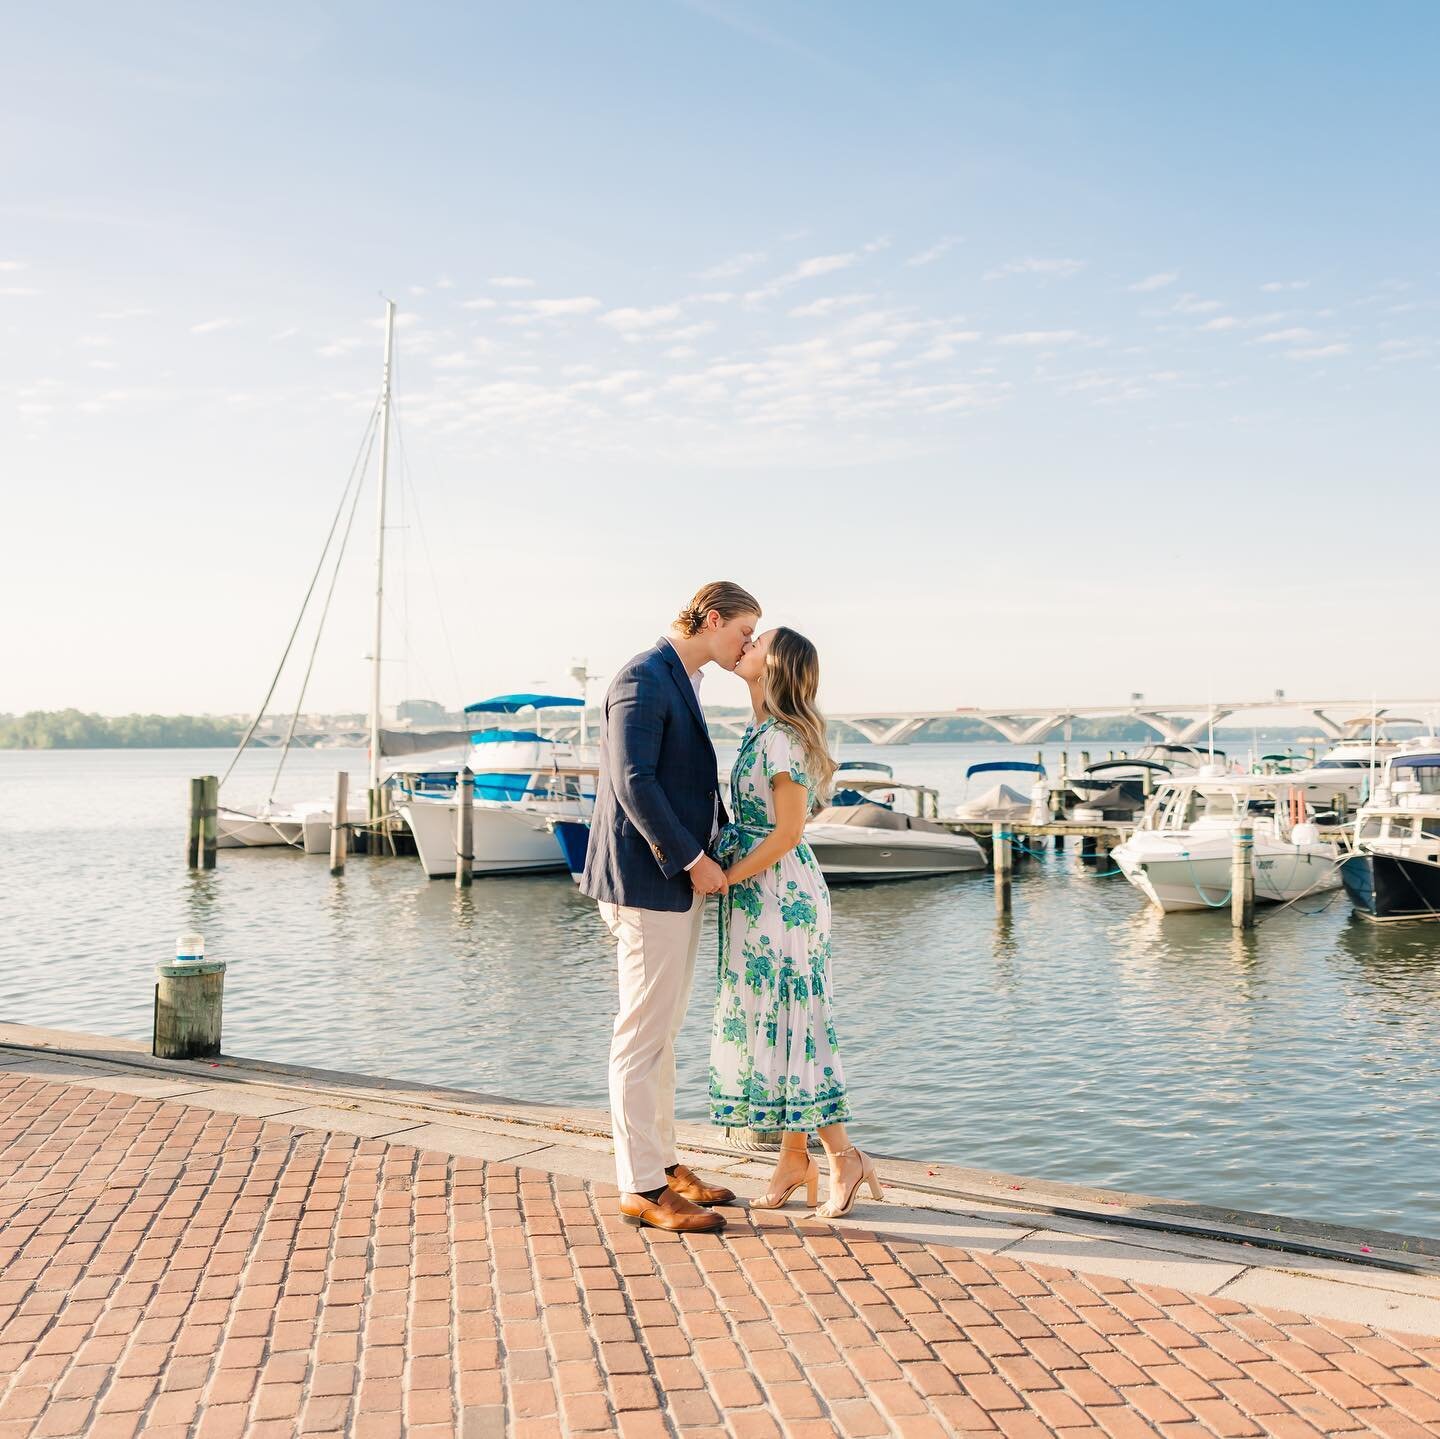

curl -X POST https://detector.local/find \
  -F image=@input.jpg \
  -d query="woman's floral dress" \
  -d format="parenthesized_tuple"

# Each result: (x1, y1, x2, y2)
(708, 719, 852, 1132)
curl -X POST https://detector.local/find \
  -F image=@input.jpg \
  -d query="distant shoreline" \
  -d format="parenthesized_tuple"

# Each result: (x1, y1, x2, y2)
(2, 708, 1342, 751)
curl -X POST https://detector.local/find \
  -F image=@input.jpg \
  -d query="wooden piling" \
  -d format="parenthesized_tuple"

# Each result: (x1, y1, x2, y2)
(993, 821, 1012, 916)
(1231, 823, 1255, 929)
(154, 957, 226, 1059)
(186, 777, 203, 868)
(455, 767, 474, 889)
(199, 775, 218, 869)
(1080, 751, 1091, 769)
(329, 771, 349, 876)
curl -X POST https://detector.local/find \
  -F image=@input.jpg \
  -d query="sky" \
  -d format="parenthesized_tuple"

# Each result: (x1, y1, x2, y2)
(3, 1, 1438, 719)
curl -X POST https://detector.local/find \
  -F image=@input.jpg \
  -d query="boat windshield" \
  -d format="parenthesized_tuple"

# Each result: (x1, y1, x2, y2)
(1393, 760, 1440, 795)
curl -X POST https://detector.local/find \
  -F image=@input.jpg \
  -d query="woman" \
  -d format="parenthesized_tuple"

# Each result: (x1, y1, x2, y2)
(708, 627, 881, 1218)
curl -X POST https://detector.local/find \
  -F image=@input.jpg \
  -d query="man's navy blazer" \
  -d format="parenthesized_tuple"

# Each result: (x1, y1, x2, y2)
(580, 638, 727, 913)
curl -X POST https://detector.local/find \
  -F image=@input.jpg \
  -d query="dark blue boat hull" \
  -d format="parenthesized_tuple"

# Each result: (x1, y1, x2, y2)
(1342, 853, 1440, 921)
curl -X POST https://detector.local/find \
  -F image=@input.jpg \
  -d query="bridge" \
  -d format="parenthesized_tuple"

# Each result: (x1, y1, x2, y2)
(266, 698, 1440, 751)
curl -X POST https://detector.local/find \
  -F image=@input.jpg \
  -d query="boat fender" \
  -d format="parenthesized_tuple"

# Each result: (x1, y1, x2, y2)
(1291, 822, 1320, 847)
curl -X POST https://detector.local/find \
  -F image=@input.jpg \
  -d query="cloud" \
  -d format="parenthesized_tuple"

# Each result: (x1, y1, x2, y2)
(461, 297, 497, 310)
(1198, 316, 1240, 331)
(787, 293, 872, 319)
(1128, 272, 1178, 292)
(0, 286, 39, 297)
(600, 304, 683, 333)
(850, 339, 898, 358)
(0, 259, 27, 272)
(77, 334, 113, 347)
(997, 330, 1081, 346)
(190, 317, 239, 335)
(744, 239, 889, 305)
(1261, 279, 1310, 292)
(697, 251, 766, 280)
(97, 306, 150, 320)
(435, 276, 455, 290)
(1170, 294, 1223, 314)
(269, 326, 299, 341)
(1286, 343, 1349, 360)
(511, 296, 603, 317)
(1256, 327, 1316, 344)
(905, 236, 961, 267)
(489, 276, 535, 288)
(984, 257, 1086, 281)
(431, 351, 476, 370)
(916, 330, 982, 360)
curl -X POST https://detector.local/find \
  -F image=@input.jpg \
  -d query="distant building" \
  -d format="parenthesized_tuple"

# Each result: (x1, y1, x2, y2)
(394, 698, 452, 725)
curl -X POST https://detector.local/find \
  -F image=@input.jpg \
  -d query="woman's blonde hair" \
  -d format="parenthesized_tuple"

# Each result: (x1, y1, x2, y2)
(674, 580, 761, 637)
(762, 627, 836, 798)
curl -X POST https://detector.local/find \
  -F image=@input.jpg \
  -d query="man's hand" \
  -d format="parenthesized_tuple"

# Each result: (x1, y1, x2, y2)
(688, 855, 728, 896)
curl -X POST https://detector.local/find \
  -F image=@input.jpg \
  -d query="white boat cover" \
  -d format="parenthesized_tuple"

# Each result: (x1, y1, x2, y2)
(953, 783, 1031, 821)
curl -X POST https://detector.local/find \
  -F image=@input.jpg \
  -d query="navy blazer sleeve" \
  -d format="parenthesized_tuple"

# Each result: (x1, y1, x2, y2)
(608, 667, 702, 879)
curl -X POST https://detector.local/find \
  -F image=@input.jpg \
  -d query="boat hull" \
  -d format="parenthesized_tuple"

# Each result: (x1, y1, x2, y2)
(1341, 853, 1440, 921)
(399, 799, 570, 879)
(1114, 839, 1340, 913)
(217, 809, 304, 849)
(805, 825, 987, 882)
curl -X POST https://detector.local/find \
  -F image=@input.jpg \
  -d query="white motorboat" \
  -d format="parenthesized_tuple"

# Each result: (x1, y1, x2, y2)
(953, 760, 1045, 825)
(399, 795, 582, 879)
(1113, 773, 1343, 913)
(392, 692, 597, 879)
(806, 804, 986, 881)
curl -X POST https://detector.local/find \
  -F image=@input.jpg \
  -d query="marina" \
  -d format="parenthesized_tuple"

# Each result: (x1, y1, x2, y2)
(6, 739, 1440, 1239)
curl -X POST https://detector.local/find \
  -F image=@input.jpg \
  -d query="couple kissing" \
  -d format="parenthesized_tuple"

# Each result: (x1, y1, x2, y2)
(580, 581, 881, 1234)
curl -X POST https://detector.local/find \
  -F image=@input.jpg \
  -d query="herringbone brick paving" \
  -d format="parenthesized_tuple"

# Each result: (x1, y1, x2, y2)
(1, 1073, 1437, 1437)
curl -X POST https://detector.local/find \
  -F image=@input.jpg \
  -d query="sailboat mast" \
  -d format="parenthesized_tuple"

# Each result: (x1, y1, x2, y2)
(369, 299, 396, 797)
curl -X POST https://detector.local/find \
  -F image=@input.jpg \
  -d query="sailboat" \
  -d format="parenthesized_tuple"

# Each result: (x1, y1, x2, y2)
(217, 300, 401, 850)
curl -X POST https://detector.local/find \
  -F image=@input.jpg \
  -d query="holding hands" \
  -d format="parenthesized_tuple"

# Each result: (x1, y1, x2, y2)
(688, 854, 728, 896)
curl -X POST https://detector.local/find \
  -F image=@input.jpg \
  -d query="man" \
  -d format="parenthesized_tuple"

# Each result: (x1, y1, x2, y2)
(581, 581, 761, 1233)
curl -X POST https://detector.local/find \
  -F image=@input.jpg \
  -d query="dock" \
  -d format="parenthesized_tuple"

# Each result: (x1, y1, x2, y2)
(3, 1021, 1439, 1437)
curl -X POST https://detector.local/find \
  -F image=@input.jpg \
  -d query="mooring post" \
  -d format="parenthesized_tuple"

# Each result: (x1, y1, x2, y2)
(154, 933, 225, 1060)
(456, 767, 474, 889)
(329, 770, 349, 876)
(1336, 791, 1348, 826)
(200, 775, 218, 869)
(1142, 766, 1154, 798)
(1080, 750, 1090, 769)
(1231, 822, 1255, 929)
(186, 777, 203, 868)
(993, 821, 1012, 916)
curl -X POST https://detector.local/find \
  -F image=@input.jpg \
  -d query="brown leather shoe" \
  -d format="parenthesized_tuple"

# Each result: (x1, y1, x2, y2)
(667, 1163, 736, 1207)
(618, 1186, 726, 1233)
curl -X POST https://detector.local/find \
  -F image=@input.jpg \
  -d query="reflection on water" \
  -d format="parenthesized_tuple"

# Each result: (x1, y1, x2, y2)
(1, 743, 1438, 1237)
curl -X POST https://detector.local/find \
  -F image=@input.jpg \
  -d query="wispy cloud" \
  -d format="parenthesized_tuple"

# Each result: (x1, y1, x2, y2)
(1261, 279, 1310, 292)
(600, 305, 683, 333)
(787, 293, 872, 319)
(997, 330, 1081, 346)
(1256, 327, 1316, 344)
(461, 297, 497, 310)
(1286, 342, 1348, 360)
(511, 296, 603, 317)
(0, 286, 39, 297)
(744, 240, 889, 305)
(984, 257, 1086, 281)
(190, 317, 239, 335)
(1198, 316, 1240, 331)
(1170, 294, 1223, 314)
(269, 326, 299, 342)
(697, 250, 766, 280)
(1128, 272, 1178, 292)
(0, 260, 26, 272)
(489, 276, 535, 289)
(905, 236, 961, 267)
(97, 306, 150, 321)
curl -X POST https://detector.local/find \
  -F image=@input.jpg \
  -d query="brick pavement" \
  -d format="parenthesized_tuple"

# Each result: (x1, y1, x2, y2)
(1, 1072, 1438, 1438)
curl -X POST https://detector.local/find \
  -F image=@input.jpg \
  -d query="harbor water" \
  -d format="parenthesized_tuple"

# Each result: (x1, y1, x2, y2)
(2, 743, 1438, 1238)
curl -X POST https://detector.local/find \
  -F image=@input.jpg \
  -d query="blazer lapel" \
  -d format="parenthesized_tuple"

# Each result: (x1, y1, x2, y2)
(656, 637, 716, 753)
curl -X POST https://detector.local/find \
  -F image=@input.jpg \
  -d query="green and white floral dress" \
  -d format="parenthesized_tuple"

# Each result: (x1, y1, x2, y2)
(708, 719, 852, 1132)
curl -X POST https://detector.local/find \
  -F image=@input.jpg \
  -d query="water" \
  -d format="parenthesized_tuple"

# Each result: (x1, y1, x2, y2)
(2, 743, 1438, 1239)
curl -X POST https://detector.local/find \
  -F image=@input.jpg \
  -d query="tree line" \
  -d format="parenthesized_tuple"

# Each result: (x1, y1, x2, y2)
(0, 711, 245, 749)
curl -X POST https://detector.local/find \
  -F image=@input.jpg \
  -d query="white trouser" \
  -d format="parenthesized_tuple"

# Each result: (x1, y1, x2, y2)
(599, 894, 705, 1194)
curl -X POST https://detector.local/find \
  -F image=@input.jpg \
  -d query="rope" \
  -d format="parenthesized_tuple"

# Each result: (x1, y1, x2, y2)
(219, 399, 382, 789)
(268, 411, 379, 803)
(1182, 852, 1233, 908)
